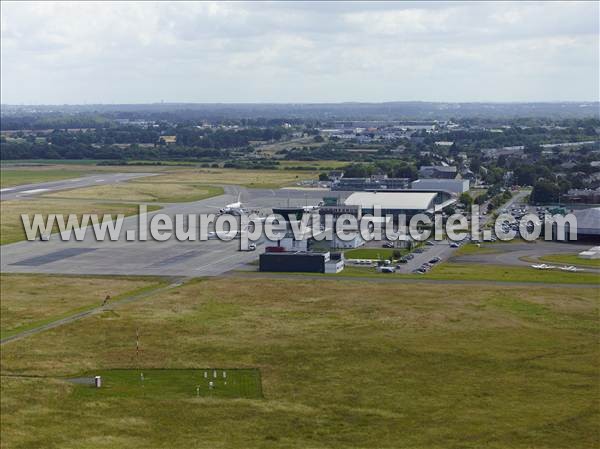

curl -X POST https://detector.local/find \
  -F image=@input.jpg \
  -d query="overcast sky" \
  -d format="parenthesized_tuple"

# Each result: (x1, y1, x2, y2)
(1, 1, 598, 104)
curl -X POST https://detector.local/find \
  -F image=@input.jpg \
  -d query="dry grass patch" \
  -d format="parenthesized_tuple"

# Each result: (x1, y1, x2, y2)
(146, 168, 316, 188)
(0, 199, 150, 245)
(44, 182, 223, 203)
(0, 274, 166, 339)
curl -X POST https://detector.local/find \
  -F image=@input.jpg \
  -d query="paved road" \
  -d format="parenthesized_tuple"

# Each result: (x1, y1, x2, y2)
(0, 172, 155, 200)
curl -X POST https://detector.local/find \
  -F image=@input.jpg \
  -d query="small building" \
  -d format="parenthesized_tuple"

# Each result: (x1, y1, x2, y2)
(259, 251, 344, 273)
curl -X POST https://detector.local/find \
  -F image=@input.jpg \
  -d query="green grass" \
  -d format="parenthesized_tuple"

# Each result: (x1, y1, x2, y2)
(537, 253, 600, 268)
(0, 169, 90, 188)
(71, 368, 263, 400)
(317, 262, 600, 284)
(1, 278, 598, 448)
(425, 263, 600, 284)
(344, 247, 401, 260)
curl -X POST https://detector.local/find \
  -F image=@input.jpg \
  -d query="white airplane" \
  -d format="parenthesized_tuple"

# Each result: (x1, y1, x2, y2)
(530, 263, 556, 270)
(209, 193, 246, 215)
(302, 201, 324, 213)
(559, 265, 581, 272)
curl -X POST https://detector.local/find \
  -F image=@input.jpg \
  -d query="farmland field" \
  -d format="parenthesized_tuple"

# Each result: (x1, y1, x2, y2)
(1, 277, 598, 449)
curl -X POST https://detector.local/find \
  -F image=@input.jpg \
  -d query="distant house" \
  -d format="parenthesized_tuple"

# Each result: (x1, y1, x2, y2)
(159, 135, 177, 145)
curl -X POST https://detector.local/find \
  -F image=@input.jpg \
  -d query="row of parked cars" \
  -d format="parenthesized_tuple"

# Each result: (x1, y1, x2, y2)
(412, 256, 442, 274)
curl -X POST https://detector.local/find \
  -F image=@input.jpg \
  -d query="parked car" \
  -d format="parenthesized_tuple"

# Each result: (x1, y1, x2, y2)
(450, 242, 459, 248)
(382, 242, 394, 248)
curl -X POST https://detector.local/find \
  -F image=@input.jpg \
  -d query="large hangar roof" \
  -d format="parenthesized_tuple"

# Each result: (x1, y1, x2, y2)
(344, 191, 437, 210)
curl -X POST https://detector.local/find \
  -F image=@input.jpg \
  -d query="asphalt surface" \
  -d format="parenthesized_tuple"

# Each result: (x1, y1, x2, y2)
(1, 185, 346, 277)
(0, 172, 155, 200)
(452, 241, 599, 271)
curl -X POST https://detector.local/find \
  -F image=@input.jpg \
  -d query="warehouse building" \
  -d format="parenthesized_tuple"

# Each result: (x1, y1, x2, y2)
(549, 207, 600, 242)
(411, 178, 470, 195)
(259, 251, 344, 273)
(343, 191, 438, 218)
(331, 175, 409, 191)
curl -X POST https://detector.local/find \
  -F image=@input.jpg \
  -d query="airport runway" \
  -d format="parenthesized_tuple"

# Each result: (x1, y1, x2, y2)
(0, 172, 155, 200)
(0, 185, 346, 277)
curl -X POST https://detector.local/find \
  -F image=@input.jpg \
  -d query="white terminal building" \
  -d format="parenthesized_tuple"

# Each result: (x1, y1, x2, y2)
(343, 191, 439, 217)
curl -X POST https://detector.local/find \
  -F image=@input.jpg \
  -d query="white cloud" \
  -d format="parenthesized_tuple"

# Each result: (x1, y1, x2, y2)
(1, 1, 598, 103)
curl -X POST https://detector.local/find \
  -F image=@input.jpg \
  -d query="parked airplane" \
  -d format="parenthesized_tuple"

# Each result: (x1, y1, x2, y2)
(530, 263, 556, 270)
(559, 265, 581, 272)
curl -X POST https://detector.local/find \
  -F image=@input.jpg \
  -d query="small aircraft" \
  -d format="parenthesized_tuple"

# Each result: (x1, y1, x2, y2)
(530, 263, 556, 270)
(302, 201, 324, 213)
(559, 265, 581, 272)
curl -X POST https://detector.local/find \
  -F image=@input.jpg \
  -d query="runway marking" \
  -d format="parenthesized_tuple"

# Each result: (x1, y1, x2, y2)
(95, 179, 105, 182)
(69, 178, 82, 182)
(0, 187, 15, 192)
(21, 188, 49, 194)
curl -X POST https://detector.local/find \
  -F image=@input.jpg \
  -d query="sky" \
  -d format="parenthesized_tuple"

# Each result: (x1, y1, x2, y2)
(1, 1, 598, 104)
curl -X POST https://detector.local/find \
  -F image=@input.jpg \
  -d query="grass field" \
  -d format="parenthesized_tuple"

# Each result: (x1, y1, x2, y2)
(146, 168, 317, 188)
(1, 277, 598, 448)
(73, 368, 263, 400)
(537, 253, 600, 268)
(0, 169, 90, 188)
(0, 274, 165, 339)
(0, 199, 159, 245)
(344, 247, 404, 260)
(330, 262, 599, 284)
(45, 182, 223, 203)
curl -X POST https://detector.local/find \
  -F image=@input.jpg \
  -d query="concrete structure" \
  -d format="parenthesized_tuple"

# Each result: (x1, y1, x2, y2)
(344, 191, 437, 217)
(418, 166, 457, 179)
(259, 251, 344, 273)
(331, 175, 409, 191)
(411, 178, 470, 195)
(550, 207, 600, 242)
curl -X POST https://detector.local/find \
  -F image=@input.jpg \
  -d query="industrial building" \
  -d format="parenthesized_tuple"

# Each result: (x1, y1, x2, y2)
(344, 191, 438, 218)
(331, 175, 409, 191)
(411, 178, 470, 195)
(259, 251, 344, 273)
(550, 207, 600, 242)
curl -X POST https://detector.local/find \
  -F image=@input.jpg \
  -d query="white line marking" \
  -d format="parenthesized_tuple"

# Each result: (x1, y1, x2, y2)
(95, 179, 105, 182)
(21, 188, 49, 194)
(0, 188, 15, 192)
